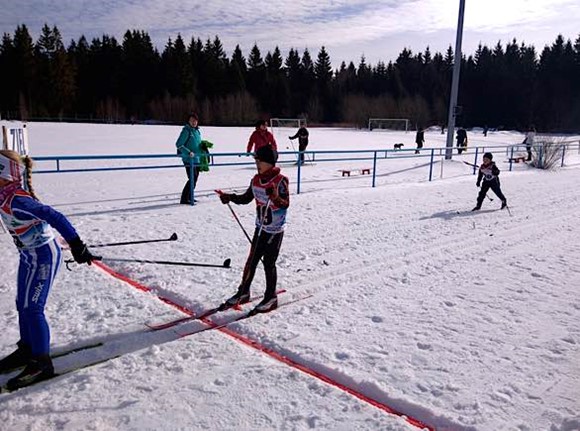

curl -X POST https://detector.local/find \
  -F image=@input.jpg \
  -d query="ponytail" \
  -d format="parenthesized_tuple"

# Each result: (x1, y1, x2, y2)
(22, 156, 38, 200)
(0, 149, 38, 200)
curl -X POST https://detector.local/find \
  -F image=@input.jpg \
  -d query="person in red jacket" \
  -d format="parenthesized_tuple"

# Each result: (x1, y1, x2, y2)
(246, 120, 277, 154)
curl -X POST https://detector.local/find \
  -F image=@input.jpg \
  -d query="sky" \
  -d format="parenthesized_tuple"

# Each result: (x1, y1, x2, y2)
(1, 0, 579, 68)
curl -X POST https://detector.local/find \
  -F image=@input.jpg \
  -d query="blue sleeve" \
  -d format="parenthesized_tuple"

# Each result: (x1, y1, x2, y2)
(12, 196, 79, 242)
(176, 127, 190, 156)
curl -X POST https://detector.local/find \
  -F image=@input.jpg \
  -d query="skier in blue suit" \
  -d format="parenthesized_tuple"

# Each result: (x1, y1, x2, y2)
(0, 149, 97, 390)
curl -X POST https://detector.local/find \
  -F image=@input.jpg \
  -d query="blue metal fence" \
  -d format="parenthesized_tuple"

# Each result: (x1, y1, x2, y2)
(33, 140, 580, 204)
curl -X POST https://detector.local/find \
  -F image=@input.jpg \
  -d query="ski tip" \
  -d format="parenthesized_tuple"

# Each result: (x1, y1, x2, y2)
(223, 258, 231, 268)
(170, 233, 178, 241)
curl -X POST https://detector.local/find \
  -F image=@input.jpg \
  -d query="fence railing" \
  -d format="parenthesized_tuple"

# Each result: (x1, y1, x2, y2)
(33, 141, 580, 203)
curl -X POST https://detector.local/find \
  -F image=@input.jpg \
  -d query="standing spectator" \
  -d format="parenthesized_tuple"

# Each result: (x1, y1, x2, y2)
(176, 113, 202, 205)
(456, 127, 468, 154)
(0, 150, 97, 390)
(288, 125, 309, 165)
(216, 145, 289, 313)
(472, 152, 507, 211)
(523, 125, 536, 161)
(483, 125, 489, 137)
(415, 127, 425, 154)
(247, 120, 277, 155)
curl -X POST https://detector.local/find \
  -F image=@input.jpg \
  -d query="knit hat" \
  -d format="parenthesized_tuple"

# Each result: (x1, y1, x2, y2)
(254, 145, 277, 166)
(483, 152, 493, 160)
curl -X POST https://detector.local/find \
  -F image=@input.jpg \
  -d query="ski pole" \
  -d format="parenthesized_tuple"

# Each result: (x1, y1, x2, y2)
(65, 256, 232, 271)
(226, 202, 252, 244)
(88, 233, 178, 248)
(66, 256, 231, 269)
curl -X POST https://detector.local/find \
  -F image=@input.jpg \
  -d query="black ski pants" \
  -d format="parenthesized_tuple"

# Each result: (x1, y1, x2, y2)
(298, 143, 308, 164)
(477, 178, 506, 207)
(238, 229, 284, 299)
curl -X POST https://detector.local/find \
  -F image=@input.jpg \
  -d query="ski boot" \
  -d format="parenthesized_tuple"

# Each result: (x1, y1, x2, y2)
(0, 341, 31, 374)
(471, 206, 481, 212)
(501, 201, 507, 209)
(252, 295, 278, 314)
(6, 355, 54, 391)
(221, 290, 250, 310)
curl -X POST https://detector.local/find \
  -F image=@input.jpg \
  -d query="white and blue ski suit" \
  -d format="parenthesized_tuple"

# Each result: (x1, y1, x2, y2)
(0, 185, 79, 357)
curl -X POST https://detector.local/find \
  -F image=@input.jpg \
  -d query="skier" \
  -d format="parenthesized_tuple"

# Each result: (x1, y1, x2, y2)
(472, 152, 507, 211)
(176, 112, 202, 204)
(415, 127, 425, 154)
(246, 120, 277, 154)
(0, 150, 97, 390)
(288, 125, 309, 165)
(216, 145, 289, 313)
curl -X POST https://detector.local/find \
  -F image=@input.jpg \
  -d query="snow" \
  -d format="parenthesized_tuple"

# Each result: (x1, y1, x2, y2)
(1, 122, 579, 431)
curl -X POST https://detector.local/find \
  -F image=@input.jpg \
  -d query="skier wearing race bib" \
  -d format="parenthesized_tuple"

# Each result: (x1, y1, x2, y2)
(216, 145, 289, 313)
(0, 150, 97, 391)
(472, 152, 508, 211)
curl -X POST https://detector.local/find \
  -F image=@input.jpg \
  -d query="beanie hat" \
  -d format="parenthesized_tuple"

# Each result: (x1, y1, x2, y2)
(483, 152, 493, 160)
(254, 145, 277, 166)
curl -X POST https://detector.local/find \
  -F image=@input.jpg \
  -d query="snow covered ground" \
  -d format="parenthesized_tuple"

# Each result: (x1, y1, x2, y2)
(1, 122, 579, 431)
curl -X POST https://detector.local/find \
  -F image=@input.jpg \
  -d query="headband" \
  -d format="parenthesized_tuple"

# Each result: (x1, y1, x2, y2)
(0, 154, 24, 183)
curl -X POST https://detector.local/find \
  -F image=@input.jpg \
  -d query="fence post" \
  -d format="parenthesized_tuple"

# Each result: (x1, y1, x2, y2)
(509, 146, 514, 171)
(538, 144, 544, 169)
(297, 156, 302, 194)
(561, 144, 566, 167)
(473, 148, 479, 175)
(428, 149, 435, 181)
(372, 151, 377, 187)
(189, 158, 196, 206)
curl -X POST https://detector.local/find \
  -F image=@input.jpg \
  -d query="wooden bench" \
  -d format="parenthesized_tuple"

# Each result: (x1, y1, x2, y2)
(340, 168, 372, 177)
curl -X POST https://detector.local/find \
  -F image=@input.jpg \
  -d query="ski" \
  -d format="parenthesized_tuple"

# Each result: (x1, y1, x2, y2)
(0, 341, 104, 376)
(176, 293, 314, 338)
(145, 289, 287, 331)
(0, 354, 122, 394)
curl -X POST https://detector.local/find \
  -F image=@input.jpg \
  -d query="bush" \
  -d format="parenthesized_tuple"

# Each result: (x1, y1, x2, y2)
(530, 136, 565, 170)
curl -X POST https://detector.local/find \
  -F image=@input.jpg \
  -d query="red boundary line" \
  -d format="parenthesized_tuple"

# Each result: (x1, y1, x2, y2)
(93, 261, 435, 431)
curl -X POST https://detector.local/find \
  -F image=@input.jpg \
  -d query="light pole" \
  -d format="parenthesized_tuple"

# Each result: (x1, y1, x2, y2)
(445, 0, 466, 160)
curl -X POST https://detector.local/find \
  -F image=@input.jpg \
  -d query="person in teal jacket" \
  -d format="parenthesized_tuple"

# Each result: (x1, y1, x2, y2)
(176, 113, 202, 204)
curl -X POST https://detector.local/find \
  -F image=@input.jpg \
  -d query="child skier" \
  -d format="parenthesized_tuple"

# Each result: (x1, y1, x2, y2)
(216, 145, 289, 313)
(0, 150, 97, 390)
(472, 152, 507, 211)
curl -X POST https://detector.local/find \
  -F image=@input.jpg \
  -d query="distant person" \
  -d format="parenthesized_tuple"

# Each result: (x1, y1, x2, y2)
(288, 125, 309, 165)
(472, 152, 507, 211)
(175, 112, 202, 205)
(456, 127, 468, 154)
(0, 150, 97, 390)
(216, 145, 289, 314)
(441, 124, 445, 134)
(246, 120, 277, 155)
(523, 125, 536, 161)
(415, 127, 425, 154)
(483, 125, 489, 137)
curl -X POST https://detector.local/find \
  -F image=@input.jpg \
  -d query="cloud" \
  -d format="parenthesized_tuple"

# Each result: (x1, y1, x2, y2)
(0, 0, 578, 66)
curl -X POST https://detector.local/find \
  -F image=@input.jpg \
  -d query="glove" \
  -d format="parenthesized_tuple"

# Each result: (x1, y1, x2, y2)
(215, 189, 231, 204)
(476, 182, 481, 187)
(68, 237, 97, 265)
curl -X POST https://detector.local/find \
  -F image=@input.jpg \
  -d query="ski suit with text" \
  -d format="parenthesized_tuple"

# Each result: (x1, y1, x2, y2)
(228, 167, 289, 299)
(0, 186, 79, 357)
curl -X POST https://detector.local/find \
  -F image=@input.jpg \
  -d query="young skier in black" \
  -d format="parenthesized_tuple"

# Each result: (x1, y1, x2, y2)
(472, 152, 507, 211)
(216, 145, 290, 313)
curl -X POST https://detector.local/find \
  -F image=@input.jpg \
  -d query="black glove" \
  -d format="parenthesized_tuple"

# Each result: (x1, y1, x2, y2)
(476, 182, 481, 187)
(68, 237, 97, 265)
(266, 187, 278, 199)
(219, 193, 231, 204)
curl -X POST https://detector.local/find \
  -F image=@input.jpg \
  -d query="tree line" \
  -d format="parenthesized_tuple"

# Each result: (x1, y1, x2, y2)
(1, 24, 579, 131)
